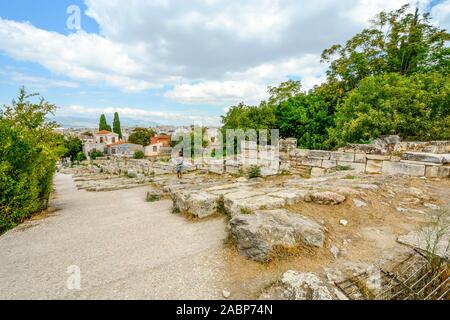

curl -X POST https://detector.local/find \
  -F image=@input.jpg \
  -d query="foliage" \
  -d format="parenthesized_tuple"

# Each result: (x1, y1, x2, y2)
(221, 6, 449, 149)
(99, 114, 112, 132)
(247, 165, 262, 179)
(170, 128, 209, 158)
(128, 127, 155, 146)
(63, 136, 83, 162)
(113, 112, 122, 140)
(330, 72, 450, 146)
(89, 149, 104, 160)
(0, 87, 64, 234)
(274, 92, 334, 150)
(76, 151, 87, 163)
(133, 150, 145, 159)
(321, 5, 449, 91)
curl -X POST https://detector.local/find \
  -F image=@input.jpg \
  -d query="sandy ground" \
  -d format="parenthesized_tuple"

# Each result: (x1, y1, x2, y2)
(0, 173, 231, 300)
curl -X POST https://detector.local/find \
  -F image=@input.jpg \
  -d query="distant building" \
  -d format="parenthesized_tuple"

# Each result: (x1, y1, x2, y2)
(150, 134, 171, 147)
(83, 130, 119, 158)
(106, 142, 144, 157)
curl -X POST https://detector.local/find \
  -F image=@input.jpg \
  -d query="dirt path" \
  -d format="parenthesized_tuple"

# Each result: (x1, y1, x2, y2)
(0, 173, 231, 299)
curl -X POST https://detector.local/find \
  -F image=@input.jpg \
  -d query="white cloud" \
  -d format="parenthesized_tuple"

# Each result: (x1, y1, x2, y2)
(58, 105, 220, 125)
(431, 0, 450, 30)
(0, 0, 446, 107)
(346, 0, 432, 25)
(0, 70, 79, 89)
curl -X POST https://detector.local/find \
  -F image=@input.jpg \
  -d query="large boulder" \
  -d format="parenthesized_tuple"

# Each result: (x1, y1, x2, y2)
(229, 209, 325, 262)
(171, 190, 220, 218)
(260, 271, 334, 300)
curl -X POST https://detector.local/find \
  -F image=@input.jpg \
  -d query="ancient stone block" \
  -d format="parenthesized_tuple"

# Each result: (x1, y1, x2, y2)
(321, 160, 337, 169)
(402, 152, 450, 164)
(308, 150, 331, 160)
(354, 153, 367, 163)
(308, 192, 346, 205)
(382, 161, 426, 177)
(229, 209, 325, 262)
(365, 160, 383, 174)
(330, 152, 355, 162)
(301, 158, 323, 167)
(366, 154, 391, 161)
(337, 161, 366, 173)
(267, 189, 310, 205)
(425, 166, 450, 178)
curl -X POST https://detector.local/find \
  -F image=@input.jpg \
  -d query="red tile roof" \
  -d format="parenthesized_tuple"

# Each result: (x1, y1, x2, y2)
(106, 141, 126, 147)
(96, 130, 113, 135)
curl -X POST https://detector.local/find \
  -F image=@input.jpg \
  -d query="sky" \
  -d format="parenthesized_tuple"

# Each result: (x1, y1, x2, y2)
(0, 0, 448, 127)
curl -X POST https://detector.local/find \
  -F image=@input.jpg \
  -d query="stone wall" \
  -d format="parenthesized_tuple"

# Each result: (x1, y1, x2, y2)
(280, 138, 450, 178)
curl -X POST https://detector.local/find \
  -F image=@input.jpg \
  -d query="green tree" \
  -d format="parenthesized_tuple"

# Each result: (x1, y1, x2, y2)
(128, 127, 155, 146)
(113, 112, 122, 140)
(275, 92, 335, 150)
(321, 5, 449, 91)
(99, 114, 111, 132)
(0, 88, 64, 234)
(76, 152, 87, 163)
(330, 72, 450, 146)
(63, 136, 83, 162)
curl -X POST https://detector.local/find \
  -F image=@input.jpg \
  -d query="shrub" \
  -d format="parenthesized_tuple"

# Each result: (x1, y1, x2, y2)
(247, 165, 262, 179)
(89, 150, 104, 160)
(134, 150, 145, 159)
(0, 88, 63, 234)
(76, 152, 87, 163)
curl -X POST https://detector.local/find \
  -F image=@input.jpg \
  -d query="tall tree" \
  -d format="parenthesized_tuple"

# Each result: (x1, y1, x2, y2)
(113, 112, 122, 140)
(98, 114, 109, 131)
(321, 4, 449, 91)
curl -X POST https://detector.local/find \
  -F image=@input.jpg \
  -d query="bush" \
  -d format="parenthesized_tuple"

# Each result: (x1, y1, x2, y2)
(89, 150, 104, 160)
(247, 165, 262, 179)
(76, 152, 87, 162)
(0, 88, 63, 234)
(331, 73, 450, 146)
(134, 150, 145, 159)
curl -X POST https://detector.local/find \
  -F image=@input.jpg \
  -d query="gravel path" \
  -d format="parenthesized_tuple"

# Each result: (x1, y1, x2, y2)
(0, 173, 229, 299)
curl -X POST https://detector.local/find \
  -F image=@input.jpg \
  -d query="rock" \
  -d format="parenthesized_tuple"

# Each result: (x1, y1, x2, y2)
(127, 169, 137, 178)
(365, 160, 383, 174)
(225, 193, 285, 216)
(425, 166, 450, 178)
(398, 229, 450, 259)
(222, 290, 231, 299)
(171, 190, 220, 218)
(330, 245, 340, 258)
(267, 189, 309, 205)
(382, 161, 426, 177)
(236, 177, 248, 183)
(311, 167, 327, 177)
(279, 271, 333, 300)
(424, 203, 440, 210)
(229, 209, 325, 262)
(309, 192, 346, 205)
(402, 152, 450, 164)
(146, 190, 162, 202)
(353, 199, 367, 208)
(339, 219, 348, 226)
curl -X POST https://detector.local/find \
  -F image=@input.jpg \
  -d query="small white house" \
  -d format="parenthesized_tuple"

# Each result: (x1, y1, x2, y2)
(144, 142, 163, 157)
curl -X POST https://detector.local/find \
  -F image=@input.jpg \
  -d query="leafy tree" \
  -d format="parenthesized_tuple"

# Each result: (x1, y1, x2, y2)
(113, 112, 122, 140)
(275, 92, 334, 150)
(99, 114, 111, 132)
(0, 87, 64, 234)
(321, 5, 449, 91)
(76, 152, 87, 163)
(128, 127, 155, 146)
(63, 136, 83, 162)
(330, 72, 450, 146)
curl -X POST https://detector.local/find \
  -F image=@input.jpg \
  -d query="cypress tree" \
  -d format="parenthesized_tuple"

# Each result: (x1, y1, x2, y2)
(113, 112, 122, 140)
(99, 114, 109, 131)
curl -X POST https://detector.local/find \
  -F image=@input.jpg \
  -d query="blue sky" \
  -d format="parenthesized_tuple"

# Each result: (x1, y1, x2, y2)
(0, 0, 448, 127)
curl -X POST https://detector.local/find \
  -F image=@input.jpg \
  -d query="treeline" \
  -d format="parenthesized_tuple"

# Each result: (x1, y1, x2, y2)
(222, 5, 450, 150)
(0, 88, 65, 234)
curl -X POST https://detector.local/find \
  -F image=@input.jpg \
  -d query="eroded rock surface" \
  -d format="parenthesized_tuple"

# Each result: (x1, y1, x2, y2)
(229, 209, 325, 262)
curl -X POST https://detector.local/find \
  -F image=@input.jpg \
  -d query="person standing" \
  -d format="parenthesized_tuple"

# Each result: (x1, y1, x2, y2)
(176, 152, 184, 179)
